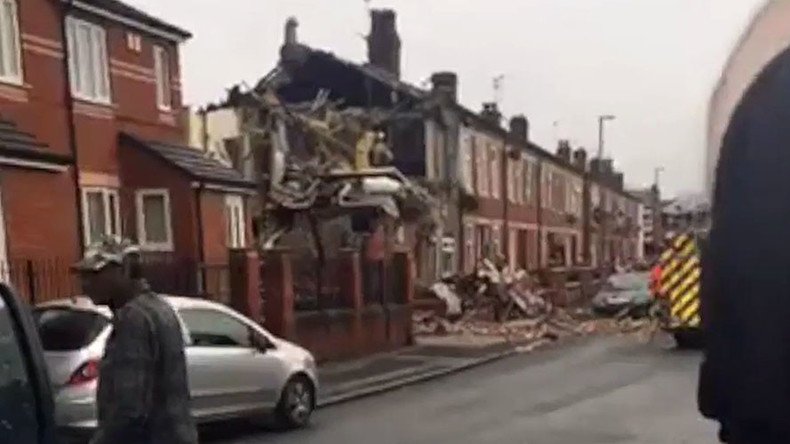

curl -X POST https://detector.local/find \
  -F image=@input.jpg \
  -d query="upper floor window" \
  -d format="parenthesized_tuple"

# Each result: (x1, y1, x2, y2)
(0, 0, 22, 85)
(523, 159, 534, 204)
(66, 17, 110, 103)
(154, 45, 171, 110)
(489, 145, 500, 199)
(475, 137, 488, 196)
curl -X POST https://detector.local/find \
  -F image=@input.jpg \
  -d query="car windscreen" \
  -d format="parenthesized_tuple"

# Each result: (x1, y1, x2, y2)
(33, 308, 109, 352)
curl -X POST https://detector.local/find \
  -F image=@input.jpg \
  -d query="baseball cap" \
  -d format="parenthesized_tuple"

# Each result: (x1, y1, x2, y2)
(72, 237, 141, 272)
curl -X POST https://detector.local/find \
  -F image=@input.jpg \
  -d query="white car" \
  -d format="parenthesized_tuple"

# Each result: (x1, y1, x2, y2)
(33, 296, 318, 436)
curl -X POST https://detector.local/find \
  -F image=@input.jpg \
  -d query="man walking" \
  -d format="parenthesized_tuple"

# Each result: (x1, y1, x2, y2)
(73, 238, 198, 444)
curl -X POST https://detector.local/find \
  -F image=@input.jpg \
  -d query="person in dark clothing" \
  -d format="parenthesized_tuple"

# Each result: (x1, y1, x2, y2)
(699, 48, 790, 443)
(73, 238, 198, 444)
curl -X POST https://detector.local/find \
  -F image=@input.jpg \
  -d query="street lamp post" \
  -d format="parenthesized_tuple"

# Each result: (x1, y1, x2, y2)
(596, 114, 615, 269)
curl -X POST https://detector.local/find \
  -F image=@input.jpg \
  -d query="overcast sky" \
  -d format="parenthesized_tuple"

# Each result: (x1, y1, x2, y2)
(128, 0, 762, 197)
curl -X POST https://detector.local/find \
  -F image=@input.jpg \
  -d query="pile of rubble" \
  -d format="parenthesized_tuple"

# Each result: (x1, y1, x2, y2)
(414, 260, 659, 349)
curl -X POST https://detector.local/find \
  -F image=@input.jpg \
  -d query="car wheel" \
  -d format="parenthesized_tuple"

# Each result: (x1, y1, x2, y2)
(275, 376, 315, 429)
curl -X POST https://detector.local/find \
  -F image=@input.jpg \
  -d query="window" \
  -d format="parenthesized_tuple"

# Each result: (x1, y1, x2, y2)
(225, 195, 246, 248)
(475, 137, 488, 196)
(135, 189, 173, 251)
(154, 45, 171, 110)
(33, 308, 109, 352)
(462, 133, 474, 192)
(506, 160, 515, 202)
(126, 32, 142, 53)
(541, 167, 551, 209)
(0, 0, 21, 84)
(490, 145, 500, 199)
(66, 17, 110, 103)
(523, 159, 534, 204)
(513, 160, 524, 203)
(82, 188, 120, 247)
(179, 309, 252, 348)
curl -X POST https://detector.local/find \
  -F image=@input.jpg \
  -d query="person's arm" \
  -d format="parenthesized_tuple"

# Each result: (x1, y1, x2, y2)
(90, 307, 156, 444)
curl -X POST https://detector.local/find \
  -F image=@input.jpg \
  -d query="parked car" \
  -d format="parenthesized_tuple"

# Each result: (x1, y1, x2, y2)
(592, 272, 653, 317)
(0, 284, 58, 444)
(34, 295, 318, 437)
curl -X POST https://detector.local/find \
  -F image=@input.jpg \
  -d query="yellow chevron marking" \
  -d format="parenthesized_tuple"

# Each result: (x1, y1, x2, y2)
(674, 234, 690, 249)
(679, 295, 700, 322)
(670, 266, 701, 303)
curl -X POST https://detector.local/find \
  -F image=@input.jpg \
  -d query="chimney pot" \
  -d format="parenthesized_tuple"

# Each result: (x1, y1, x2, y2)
(368, 9, 401, 78)
(480, 102, 502, 126)
(556, 140, 572, 162)
(573, 148, 587, 171)
(509, 115, 529, 142)
(431, 71, 458, 103)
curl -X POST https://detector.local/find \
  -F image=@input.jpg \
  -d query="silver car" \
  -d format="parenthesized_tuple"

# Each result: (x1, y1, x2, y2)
(34, 295, 318, 435)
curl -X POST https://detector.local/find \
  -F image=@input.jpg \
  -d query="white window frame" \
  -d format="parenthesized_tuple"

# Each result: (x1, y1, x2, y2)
(81, 187, 120, 247)
(154, 45, 172, 111)
(523, 159, 533, 204)
(461, 133, 474, 192)
(66, 16, 111, 104)
(490, 145, 500, 199)
(225, 194, 246, 249)
(476, 137, 488, 197)
(0, 0, 22, 85)
(135, 188, 174, 251)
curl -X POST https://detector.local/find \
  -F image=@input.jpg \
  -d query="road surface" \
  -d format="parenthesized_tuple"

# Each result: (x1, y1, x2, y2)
(205, 335, 718, 444)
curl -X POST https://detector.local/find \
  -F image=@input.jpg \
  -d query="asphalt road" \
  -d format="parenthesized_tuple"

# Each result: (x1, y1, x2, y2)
(205, 335, 719, 444)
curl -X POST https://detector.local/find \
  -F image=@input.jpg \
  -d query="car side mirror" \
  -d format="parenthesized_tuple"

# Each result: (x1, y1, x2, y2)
(250, 331, 274, 353)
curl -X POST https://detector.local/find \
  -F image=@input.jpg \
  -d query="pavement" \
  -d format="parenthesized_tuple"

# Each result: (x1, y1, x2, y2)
(204, 334, 718, 444)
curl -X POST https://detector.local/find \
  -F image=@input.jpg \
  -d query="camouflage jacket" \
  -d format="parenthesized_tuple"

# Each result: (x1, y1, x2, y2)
(90, 289, 197, 444)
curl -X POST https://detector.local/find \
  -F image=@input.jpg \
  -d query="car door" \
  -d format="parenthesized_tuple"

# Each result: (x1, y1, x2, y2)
(0, 284, 57, 444)
(179, 308, 277, 420)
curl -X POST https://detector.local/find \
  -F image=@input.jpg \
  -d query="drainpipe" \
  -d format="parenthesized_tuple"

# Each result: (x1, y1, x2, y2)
(60, 0, 85, 252)
(194, 184, 206, 293)
(502, 142, 510, 264)
(536, 160, 544, 269)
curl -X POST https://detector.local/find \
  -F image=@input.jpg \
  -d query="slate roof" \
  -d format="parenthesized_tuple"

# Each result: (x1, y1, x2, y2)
(80, 0, 191, 39)
(120, 133, 255, 189)
(0, 118, 71, 165)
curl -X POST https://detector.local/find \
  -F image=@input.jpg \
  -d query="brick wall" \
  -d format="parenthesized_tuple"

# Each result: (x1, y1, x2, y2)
(1, 167, 79, 260)
(118, 142, 199, 260)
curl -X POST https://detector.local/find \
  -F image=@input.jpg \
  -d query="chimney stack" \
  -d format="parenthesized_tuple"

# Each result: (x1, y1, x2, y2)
(431, 71, 458, 103)
(368, 9, 401, 78)
(613, 172, 624, 190)
(556, 140, 572, 162)
(573, 148, 587, 171)
(509, 115, 529, 142)
(480, 102, 502, 126)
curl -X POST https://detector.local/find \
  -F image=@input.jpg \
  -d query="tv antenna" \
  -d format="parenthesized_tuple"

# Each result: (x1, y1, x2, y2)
(493, 74, 505, 107)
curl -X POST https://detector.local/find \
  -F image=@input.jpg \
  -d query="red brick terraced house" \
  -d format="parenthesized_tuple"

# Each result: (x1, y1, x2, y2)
(0, 0, 255, 302)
